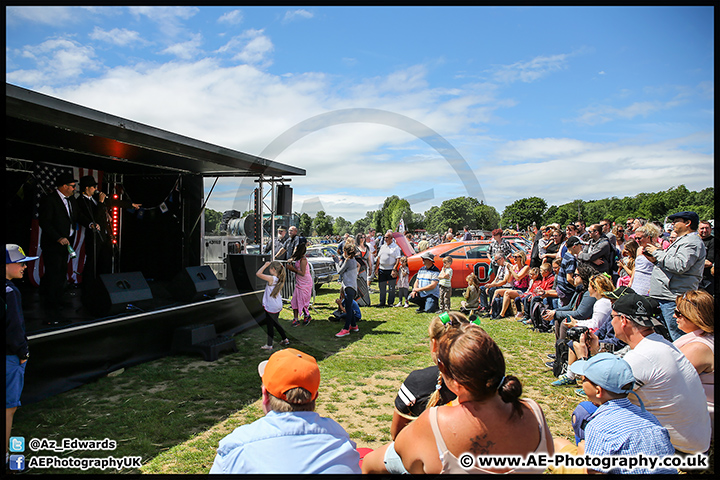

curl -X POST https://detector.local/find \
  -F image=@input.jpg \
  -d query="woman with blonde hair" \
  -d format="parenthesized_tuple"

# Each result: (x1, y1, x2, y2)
(551, 272, 616, 387)
(363, 323, 553, 474)
(389, 312, 470, 439)
(616, 239, 638, 287)
(673, 290, 714, 429)
(631, 223, 661, 296)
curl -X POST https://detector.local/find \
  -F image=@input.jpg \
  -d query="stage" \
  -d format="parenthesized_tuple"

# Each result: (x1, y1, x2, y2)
(6, 83, 305, 405)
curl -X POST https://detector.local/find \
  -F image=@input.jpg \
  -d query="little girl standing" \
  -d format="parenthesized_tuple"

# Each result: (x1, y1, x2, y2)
(395, 256, 410, 308)
(255, 261, 290, 350)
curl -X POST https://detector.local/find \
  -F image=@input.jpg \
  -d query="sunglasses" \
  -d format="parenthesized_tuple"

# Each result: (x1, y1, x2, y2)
(673, 309, 685, 318)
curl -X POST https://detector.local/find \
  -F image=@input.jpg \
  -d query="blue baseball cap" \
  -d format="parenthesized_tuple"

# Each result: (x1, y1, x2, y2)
(570, 352, 635, 394)
(6, 244, 39, 264)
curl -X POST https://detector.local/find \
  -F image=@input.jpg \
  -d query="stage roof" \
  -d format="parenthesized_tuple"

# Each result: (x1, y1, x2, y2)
(5, 83, 305, 178)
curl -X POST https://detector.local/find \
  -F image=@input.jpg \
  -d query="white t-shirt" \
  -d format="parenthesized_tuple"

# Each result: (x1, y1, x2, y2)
(576, 297, 611, 330)
(623, 333, 711, 453)
(262, 276, 283, 313)
(377, 242, 402, 270)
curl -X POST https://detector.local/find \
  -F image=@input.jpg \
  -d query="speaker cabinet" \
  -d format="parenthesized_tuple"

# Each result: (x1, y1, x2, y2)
(227, 254, 270, 292)
(86, 272, 153, 316)
(171, 266, 220, 302)
(276, 185, 293, 216)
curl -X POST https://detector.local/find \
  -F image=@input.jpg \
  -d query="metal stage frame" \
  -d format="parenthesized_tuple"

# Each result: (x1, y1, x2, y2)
(6, 83, 305, 404)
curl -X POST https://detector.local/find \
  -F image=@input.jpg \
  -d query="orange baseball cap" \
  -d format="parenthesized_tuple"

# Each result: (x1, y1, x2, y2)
(258, 348, 320, 402)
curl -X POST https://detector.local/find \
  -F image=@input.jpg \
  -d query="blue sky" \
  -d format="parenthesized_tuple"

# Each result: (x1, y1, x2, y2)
(6, 6, 714, 222)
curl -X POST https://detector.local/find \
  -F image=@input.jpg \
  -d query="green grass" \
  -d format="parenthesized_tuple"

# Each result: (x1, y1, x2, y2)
(11, 283, 713, 474)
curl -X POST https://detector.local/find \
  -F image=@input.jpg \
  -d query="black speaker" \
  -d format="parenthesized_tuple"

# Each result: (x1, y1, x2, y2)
(171, 266, 219, 302)
(277, 185, 293, 216)
(86, 272, 153, 316)
(228, 254, 270, 292)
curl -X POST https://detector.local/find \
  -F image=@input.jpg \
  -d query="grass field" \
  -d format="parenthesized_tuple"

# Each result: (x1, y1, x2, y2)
(12, 282, 712, 474)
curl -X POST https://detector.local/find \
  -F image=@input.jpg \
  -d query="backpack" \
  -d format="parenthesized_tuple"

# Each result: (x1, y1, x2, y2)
(530, 299, 552, 332)
(553, 339, 570, 377)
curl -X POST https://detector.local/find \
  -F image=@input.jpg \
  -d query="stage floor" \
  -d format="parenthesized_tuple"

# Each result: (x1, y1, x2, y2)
(17, 279, 237, 336)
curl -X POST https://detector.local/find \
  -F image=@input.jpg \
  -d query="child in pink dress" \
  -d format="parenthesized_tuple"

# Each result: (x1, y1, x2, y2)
(286, 240, 313, 326)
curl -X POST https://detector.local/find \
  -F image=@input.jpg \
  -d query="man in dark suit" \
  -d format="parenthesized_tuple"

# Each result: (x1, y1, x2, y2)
(76, 175, 141, 299)
(38, 173, 79, 322)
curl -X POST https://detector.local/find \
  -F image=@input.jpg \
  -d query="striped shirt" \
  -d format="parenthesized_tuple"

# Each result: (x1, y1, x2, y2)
(584, 398, 676, 474)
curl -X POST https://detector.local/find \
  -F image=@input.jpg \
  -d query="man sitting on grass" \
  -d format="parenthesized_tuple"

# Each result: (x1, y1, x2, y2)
(209, 348, 361, 474)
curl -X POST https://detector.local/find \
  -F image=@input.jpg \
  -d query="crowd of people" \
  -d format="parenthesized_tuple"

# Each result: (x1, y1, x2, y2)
(6, 208, 714, 473)
(213, 209, 714, 474)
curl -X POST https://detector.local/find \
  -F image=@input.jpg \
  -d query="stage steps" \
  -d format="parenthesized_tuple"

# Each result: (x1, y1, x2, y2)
(171, 324, 237, 361)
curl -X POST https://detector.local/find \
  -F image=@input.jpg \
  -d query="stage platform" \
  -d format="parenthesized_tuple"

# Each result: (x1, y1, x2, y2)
(19, 280, 264, 405)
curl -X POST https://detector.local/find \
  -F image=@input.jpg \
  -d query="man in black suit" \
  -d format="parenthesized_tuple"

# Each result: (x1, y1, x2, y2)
(38, 173, 79, 321)
(76, 175, 141, 299)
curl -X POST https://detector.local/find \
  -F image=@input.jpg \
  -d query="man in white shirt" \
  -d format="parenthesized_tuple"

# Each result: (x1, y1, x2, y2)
(605, 293, 710, 454)
(374, 231, 402, 307)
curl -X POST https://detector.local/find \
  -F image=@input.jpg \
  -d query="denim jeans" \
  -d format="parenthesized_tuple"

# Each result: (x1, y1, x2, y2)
(377, 269, 397, 306)
(656, 299, 683, 342)
(479, 286, 498, 310)
(409, 294, 438, 313)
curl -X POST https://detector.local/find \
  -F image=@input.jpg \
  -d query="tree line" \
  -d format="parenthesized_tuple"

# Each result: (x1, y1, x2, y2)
(205, 185, 714, 237)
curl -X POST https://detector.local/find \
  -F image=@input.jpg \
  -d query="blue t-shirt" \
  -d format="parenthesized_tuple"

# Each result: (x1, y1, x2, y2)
(584, 398, 676, 474)
(556, 251, 577, 297)
(415, 265, 440, 298)
(210, 411, 361, 474)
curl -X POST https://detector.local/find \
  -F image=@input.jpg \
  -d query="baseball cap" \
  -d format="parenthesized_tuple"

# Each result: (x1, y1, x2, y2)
(603, 286, 635, 300)
(570, 352, 635, 394)
(612, 293, 663, 328)
(258, 348, 320, 403)
(6, 244, 39, 264)
(565, 236, 587, 248)
(667, 211, 699, 229)
(420, 251, 435, 261)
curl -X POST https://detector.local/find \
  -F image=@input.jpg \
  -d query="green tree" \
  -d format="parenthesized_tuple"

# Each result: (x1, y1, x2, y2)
(501, 197, 547, 230)
(473, 204, 501, 230)
(297, 212, 313, 237)
(312, 211, 334, 236)
(204, 208, 222, 235)
(333, 216, 353, 236)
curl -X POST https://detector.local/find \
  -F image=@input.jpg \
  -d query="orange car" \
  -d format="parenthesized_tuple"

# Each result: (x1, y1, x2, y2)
(404, 236, 532, 289)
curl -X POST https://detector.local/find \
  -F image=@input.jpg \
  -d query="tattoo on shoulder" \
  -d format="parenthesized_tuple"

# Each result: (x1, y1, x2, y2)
(469, 434, 495, 455)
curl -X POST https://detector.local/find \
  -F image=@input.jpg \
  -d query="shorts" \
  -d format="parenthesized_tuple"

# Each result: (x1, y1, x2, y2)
(6, 355, 27, 408)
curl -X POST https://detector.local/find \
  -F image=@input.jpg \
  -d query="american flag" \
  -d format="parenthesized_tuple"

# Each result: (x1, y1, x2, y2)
(27, 163, 103, 287)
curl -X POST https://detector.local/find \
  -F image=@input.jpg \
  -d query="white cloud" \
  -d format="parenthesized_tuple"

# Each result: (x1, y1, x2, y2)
(128, 6, 199, 38)
(218, 29, 274, 67)
(480, 135, 714, 210)
(160, 33, 204, 59)
(7, 37, 100, 85)
(218, 9, 243, 25)
(492, 53, 570, 84)
(89, 27, 146, 47)
(7, 6, 85, 26)
(282, 9, 314, 24)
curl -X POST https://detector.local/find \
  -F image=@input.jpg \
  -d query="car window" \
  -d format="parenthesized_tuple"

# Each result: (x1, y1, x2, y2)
(306, 249, 323, 257)
(465, 245, 488, 259)
(440, 246, 468, 259)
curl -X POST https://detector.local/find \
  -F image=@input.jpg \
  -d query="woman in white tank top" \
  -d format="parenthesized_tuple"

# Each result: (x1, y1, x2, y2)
(362, 324, 554, 474)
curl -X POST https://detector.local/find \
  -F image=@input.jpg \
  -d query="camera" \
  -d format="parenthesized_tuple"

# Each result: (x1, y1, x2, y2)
(566, 326, 589, 342)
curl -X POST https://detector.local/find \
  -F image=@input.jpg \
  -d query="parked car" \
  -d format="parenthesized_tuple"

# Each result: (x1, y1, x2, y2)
(305, 246, 340, 288)
(406, 236, 531, 289)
